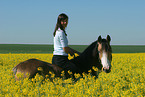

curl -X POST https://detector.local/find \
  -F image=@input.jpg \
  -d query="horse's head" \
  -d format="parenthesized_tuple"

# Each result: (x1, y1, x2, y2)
(97, 35, 112, 73)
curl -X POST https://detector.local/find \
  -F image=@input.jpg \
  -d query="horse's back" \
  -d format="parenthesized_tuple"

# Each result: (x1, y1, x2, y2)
(15, 59, 49, 71)
(13, 58, 53, 80)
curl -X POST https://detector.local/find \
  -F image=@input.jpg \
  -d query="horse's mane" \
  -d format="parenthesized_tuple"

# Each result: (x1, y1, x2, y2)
(70, 40, 98, 71)
(81, 40, 97, 57)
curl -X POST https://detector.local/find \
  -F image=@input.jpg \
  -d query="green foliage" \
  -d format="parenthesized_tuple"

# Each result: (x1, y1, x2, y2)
(0, 44, 145, 53)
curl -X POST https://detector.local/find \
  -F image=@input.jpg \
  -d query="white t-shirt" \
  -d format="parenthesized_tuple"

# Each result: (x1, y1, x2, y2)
(53, 28, 68, 56)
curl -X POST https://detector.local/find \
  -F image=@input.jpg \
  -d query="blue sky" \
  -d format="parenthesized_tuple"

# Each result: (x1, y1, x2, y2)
(0, 0, 145, 45)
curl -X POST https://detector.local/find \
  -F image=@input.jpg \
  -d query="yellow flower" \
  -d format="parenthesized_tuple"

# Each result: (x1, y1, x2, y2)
(74, 73, 81, 78)
(68, 70, 73, 75)
(61, 70, 65, 76)
(1, 53, 145, 97)
(22, 88, 28, 95)
(88, 69, 92, 73)
(92, 66, 98, 71)
(37, 67, 43, 71)
(51, 73, 55, 78)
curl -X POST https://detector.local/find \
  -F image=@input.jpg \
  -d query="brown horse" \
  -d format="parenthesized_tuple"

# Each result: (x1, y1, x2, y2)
(13, 35, 112, 81)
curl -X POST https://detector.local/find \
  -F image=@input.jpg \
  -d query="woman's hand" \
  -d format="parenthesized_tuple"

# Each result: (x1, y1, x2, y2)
(63, 47, 81, 56)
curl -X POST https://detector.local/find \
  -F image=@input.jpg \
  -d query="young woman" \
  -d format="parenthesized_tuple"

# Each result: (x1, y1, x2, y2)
(52, 13, 81, 73)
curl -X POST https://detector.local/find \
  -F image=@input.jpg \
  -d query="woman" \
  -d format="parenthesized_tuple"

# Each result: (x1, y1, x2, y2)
(52, 13, 81, 73)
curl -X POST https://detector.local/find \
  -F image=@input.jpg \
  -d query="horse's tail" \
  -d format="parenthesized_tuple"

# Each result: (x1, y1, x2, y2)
(12, 66, 17, 75)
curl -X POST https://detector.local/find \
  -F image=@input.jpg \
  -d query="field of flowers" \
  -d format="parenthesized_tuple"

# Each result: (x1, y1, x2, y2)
(0, 53, 145, 97)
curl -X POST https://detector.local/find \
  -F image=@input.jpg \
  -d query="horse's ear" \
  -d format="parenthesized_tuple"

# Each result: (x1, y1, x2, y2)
(106, 35, 111, 42)
(98, 35, 102, 43)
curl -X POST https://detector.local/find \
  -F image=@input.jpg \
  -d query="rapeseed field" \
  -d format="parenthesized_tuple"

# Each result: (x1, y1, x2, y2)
(0, 53, 145, 97)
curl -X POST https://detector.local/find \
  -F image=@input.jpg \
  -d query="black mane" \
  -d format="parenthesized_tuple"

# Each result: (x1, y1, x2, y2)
(70, 40, 101, 72)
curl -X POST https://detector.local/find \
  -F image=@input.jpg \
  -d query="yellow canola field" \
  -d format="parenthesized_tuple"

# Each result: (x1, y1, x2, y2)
(0, 53, 145, 97)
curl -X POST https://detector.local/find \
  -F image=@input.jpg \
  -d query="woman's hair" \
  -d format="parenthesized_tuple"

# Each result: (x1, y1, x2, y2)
(53, 13, 68, 36)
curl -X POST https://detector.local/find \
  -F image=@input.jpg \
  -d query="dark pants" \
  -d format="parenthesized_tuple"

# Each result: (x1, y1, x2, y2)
(52, 55, 80, 73)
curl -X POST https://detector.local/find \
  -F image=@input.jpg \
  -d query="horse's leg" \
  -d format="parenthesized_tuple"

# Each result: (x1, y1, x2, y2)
(91, 68, 102, 79)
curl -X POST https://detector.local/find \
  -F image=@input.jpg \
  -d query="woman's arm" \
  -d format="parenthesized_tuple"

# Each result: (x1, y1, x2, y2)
(63, 47, 81, 56)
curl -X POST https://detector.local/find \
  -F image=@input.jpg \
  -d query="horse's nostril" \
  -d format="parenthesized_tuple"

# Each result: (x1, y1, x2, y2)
(103, 68, 111, 73)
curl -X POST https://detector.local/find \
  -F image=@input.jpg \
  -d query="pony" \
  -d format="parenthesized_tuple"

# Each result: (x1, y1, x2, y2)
(12, 35, 112, 81)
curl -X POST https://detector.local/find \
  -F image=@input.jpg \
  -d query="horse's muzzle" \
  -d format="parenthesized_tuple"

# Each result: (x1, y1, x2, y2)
(102, 67, 111, 73)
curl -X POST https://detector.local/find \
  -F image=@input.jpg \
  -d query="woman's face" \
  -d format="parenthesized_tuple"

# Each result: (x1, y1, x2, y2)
(61, 19, 68, 29)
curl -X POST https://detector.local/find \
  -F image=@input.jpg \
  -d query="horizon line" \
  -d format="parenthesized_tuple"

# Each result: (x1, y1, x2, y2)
(0, 43, 145, 46)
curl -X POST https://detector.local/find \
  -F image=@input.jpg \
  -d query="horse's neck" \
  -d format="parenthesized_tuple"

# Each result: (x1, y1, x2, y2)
(73, 41, 98, 68)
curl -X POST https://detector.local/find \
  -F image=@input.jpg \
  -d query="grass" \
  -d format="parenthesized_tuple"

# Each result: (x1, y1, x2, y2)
(111, 45, 145, 53)
(0, 44, 145, 53)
